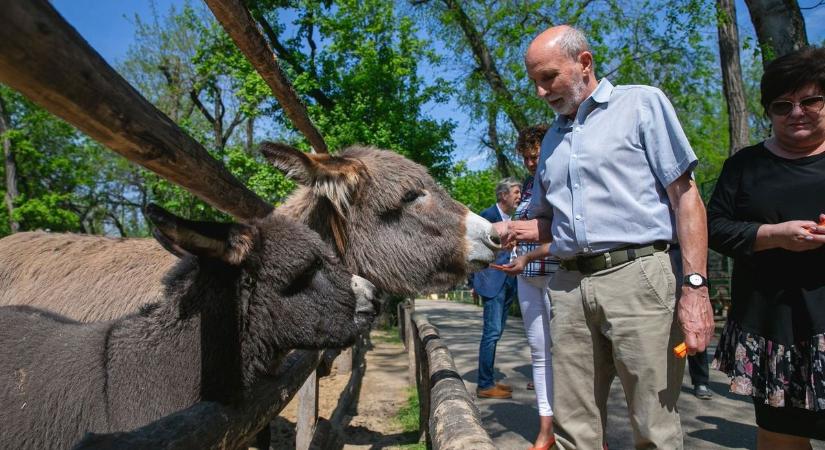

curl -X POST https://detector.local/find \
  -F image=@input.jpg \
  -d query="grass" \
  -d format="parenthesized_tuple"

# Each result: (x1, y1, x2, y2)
(371, 326, 403, 345)
(394, 387, 426, 450)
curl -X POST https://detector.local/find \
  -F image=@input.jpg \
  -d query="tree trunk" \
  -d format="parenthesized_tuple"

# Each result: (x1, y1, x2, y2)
(0, 94, 19, 233)
(438, 0, 528, 132)
(744, 0, 808, 65)
(246, 116, 254, 153)
(716, 0, 750, 155)
(486, 107, 512, 178)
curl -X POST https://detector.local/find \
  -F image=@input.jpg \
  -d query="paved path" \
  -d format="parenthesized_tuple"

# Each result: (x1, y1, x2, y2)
(416, 299, 825, 450)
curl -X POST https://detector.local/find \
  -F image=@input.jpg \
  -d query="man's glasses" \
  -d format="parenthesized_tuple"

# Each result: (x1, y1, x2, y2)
(768, 95, 825, 117)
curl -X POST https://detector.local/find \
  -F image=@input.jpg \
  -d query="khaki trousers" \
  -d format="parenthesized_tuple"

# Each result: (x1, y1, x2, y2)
(550, 251, 685, 450)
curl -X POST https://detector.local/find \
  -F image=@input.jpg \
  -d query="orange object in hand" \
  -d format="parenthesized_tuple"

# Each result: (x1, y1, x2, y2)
(673, 342, 687, 358)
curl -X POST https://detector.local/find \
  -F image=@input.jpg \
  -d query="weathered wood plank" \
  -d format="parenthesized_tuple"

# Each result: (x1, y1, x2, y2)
(413, 314, 496, 450)
(0, 0, 273, 222)
(296, 370, 319, 450)
(73, 350, 324, 450)
(204, 0, 328, 154)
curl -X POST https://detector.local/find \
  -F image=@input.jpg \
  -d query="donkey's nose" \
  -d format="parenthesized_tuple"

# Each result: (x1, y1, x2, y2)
(351, 275, 376, 315)
(488, 225, 501, 247)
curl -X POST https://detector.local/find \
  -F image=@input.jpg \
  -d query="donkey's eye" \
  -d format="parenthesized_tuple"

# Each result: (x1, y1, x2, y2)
(282, 258, 322, 295)
(401, 190, 423, 204)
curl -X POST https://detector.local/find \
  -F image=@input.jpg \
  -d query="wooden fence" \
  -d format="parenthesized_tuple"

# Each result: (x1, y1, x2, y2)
(73, 340, 366, 450)
(398, 300, 496, 450)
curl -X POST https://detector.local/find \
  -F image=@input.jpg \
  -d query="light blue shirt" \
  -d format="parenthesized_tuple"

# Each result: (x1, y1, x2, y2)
(529, 78, 697, 259)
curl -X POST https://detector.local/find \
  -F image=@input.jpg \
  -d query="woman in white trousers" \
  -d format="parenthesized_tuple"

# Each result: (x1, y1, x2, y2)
(493, 125, 559, 450)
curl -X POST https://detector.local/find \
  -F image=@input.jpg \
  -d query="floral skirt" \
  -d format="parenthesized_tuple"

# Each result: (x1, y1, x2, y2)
(712, 319, 825, 411)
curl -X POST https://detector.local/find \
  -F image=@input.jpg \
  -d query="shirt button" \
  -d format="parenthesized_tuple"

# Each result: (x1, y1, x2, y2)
(574, 183, 579, 189)
(575, 215, 582, 220)
(571, 154, 577, 159)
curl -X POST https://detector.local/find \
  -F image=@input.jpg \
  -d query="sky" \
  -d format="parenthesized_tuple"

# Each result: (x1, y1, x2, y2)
(51, 0, 825, 170)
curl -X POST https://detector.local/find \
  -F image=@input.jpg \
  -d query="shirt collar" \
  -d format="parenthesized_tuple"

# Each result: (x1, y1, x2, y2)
(590, 78, 614, 104)
(496, 203, 511, 221)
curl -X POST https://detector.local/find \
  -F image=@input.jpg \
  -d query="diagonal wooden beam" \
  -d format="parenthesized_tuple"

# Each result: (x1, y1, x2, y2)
(205, 0, 329, 154)
(0, 0, 274, 222)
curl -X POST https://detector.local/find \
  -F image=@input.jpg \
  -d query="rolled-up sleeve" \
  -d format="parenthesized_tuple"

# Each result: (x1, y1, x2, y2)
(639, 88, 698, 187)
(707, 157, 760, 258)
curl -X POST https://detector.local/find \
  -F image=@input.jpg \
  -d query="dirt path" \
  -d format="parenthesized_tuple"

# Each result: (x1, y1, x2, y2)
(271, 330, 419, 449)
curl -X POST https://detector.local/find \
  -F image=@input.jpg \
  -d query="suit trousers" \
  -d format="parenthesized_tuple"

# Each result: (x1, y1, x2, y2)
(549, 251, 685, 450)
(477, 278, 516, 390)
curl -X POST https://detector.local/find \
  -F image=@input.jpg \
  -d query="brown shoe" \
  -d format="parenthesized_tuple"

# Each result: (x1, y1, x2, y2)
(477, 385, 512, 399)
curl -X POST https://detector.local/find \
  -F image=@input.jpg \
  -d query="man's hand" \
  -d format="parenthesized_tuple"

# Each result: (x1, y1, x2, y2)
(677, 286, 714, 354)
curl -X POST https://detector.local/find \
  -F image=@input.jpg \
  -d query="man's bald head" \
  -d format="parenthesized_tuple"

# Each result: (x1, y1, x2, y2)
(526, 25, 591, 65)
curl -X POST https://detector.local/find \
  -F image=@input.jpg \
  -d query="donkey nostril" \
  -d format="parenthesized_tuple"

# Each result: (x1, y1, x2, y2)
(488, 229, 501, 246)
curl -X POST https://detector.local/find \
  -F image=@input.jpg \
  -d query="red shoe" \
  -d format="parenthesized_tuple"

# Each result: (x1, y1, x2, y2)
(527, 437, 555, 450)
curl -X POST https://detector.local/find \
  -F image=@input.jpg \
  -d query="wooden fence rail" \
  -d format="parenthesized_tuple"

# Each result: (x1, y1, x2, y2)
(400, 300, 496, 450)
(72, 341, 365, 450)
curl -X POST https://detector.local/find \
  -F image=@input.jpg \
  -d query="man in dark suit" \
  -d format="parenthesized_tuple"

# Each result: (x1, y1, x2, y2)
(470, 178, 521, 399)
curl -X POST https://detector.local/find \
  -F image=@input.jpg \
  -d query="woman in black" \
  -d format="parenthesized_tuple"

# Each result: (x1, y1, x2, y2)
(709, 46, 825, 449)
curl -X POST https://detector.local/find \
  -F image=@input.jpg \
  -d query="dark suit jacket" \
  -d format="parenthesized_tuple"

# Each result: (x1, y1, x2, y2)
(470, 204, 516, 298)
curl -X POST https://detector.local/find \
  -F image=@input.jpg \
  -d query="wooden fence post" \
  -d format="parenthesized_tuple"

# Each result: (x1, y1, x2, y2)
(404, 300, 416, 388)
(295, 370, 319, 450)
(398, 301, 407, 349)
(412, 317, 431, 446)
(335, 347, 353, 375)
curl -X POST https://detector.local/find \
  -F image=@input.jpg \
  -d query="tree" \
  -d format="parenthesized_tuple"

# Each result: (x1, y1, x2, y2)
(0, 87, 18, 233)
(413, 0, 729, 182)
(251, 0, 457, 182)
(446, 162, 499, 212)
(744, 0, 808, 64)
(716, 0, 750, 155)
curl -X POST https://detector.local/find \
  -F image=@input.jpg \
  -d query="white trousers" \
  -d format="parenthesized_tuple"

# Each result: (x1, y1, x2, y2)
(517, 275, 554, 417)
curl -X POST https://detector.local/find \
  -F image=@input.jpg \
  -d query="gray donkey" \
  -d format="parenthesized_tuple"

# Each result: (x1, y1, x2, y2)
(0, 143, 498, 322)
(0, 204, 376, 450)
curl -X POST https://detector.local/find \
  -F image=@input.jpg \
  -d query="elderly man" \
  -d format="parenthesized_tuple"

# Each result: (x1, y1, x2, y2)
(504, 25, 715, 449)
(470, 178, 521, 399)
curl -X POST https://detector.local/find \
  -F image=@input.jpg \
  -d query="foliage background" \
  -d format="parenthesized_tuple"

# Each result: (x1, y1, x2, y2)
(1, 0, 822, 237)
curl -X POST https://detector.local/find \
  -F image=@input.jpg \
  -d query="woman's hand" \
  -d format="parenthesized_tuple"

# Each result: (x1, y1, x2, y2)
(490, 256, 528, 276)
(756, 220, 825, 252)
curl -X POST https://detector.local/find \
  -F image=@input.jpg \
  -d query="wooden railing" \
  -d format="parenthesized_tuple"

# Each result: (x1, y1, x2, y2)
(399, 299, 495, 450)
(73, 338, 367, 450)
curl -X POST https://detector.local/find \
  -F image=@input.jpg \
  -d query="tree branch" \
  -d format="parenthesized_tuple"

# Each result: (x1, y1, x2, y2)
(255, 12, 334, 109)
(190, 89, 216, 125)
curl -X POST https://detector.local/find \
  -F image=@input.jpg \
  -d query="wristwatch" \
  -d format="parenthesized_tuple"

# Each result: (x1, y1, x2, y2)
(683, 272, 708, 288)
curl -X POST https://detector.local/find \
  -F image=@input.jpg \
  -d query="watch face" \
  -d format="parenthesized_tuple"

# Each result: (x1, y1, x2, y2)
(688, 274, 703, 286)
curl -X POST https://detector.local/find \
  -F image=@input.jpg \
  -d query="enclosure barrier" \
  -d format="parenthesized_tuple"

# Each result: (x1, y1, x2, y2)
(73, 340, 365, 450)
(399, 300, 496, 450)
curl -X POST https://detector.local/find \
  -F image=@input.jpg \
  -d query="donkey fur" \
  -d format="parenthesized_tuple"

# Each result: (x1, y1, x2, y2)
(0, 206, 372, 449)
(0, 144, 485, 322)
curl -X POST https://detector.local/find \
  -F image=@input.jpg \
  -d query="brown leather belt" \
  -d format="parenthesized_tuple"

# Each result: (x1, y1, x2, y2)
(560, 241, 671, 275)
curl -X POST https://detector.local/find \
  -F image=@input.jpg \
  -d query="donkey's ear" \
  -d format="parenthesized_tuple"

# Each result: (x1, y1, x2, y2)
(259, 142, 317, 185)
(145, 204, 257, 265)
(259, 142, 367, 216)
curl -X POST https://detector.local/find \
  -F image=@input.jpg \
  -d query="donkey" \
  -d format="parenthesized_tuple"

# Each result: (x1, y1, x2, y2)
(0, 143, 498, 322)
(0, 204, 376, 450)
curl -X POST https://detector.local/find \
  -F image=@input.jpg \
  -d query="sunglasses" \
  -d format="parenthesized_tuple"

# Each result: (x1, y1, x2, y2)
(768, 95, 825, 116)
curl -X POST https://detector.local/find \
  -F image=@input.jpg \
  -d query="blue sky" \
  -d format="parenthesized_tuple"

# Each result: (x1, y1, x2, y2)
(51, 0, 825, 170)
